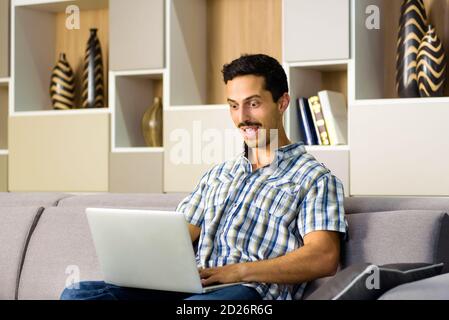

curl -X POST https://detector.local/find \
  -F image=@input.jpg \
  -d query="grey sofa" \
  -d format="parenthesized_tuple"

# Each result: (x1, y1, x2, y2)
(0, 192, 448, 300)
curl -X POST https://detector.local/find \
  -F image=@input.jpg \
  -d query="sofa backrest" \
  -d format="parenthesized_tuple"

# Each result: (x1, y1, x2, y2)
(17, 207, 103, 300)
(56, 193, 189, 210)
(0, 207, 44, 300)
(303, 208, 449, 299)
(0, 192, 70, 207)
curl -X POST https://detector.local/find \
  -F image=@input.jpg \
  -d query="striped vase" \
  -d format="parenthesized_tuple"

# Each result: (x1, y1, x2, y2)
(82, 28, 105, 108)
(396, 0, 428, 98)
(417, 25, 447, 97)
(50, 53, 75, 110)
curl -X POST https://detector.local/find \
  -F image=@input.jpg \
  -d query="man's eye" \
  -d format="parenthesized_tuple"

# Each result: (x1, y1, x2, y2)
(230, 104, 238, 109)
(250, 101, 260, 108)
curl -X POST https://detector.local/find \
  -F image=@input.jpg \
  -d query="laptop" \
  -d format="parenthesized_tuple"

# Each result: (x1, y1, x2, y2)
(85, 208, 244, 294)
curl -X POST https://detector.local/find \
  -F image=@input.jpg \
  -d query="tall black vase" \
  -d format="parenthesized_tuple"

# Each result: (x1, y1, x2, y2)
(396, 0, 428, 98)
(50, 53, 75, 110)
(82, 28, 105, 108)
(417, 25, 447, 97)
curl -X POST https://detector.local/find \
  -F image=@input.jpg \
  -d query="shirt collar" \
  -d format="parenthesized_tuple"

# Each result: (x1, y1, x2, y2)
(233, 141, 306, 174)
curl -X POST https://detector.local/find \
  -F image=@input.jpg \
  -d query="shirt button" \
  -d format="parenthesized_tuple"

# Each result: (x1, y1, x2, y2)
(233, 203, 238, 208)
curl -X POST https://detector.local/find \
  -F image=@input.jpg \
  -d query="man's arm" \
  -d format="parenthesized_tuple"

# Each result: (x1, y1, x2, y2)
(200, 230, 340, 286)
(188, 224, 201, 243)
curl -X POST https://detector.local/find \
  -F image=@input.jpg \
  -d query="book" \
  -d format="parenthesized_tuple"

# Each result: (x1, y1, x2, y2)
(308, 96, 330, 145)
(296, 98, 319, 145)
(318, 90, 348, 145)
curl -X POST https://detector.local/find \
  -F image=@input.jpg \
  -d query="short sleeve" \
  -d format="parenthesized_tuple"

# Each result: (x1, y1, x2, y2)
(297, 173, 348, 239)
(175, 171, 210, 227)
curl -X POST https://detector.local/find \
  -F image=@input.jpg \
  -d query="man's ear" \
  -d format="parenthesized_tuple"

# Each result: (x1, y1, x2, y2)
(278, 93, 290, 113)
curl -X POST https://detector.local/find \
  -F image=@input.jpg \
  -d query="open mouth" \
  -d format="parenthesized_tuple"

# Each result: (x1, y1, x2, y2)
(240, 126, 260, 140)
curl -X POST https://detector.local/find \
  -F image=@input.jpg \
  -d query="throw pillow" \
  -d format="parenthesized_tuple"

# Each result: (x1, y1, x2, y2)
(306, 262, 444, 300)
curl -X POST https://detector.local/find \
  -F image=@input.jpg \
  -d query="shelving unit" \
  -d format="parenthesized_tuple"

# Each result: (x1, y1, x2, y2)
(108, 0, 166, 193)
(3, 0, 448, 196)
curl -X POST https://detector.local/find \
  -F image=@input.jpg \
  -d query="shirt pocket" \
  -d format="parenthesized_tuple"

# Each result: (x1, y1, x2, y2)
(204, 172, 234, 209)
(252, 178, 300, 218)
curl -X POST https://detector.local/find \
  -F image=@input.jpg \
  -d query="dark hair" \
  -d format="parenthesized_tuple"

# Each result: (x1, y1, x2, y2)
(222, 54, 289, 102)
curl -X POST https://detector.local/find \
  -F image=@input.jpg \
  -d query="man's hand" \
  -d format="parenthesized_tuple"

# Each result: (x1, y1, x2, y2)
(199, 264, 246, 286)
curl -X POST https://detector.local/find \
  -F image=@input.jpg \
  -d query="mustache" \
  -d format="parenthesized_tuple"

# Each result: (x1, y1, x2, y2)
(238, 122, 262, 128)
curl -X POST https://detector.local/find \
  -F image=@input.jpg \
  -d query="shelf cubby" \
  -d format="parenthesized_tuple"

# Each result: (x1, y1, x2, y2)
(354, 0, 449, 101)
(111, 70, 164, 151)
(12, 0, 109, 113)
(169, 0, 281, 107)
(286, 61, 349, 146)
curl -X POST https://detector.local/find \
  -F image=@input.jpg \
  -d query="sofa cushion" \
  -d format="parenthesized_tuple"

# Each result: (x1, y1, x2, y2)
(342, 210, 449, 269)
(306, 262, 444, 300)
(0, 207, 44, 300)
(57, 193, 189, 211)
(17, 207, 103, 300)
(0, 192, 70, 207)
(378, 272, 449, 300)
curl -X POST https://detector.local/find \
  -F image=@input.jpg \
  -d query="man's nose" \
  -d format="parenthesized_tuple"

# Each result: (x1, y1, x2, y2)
(236, 105, 252, 125)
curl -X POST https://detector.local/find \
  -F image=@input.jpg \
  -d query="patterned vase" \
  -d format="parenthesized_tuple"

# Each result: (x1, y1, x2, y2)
(82, 28, 105, 108)
(49, 53, 75, 110)
(396, 0, 428, 98)
(142, 97, 163, 147)
(417, 25, 447, 97)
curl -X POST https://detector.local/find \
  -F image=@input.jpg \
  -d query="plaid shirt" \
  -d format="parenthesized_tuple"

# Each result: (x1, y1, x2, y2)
(176, 142, 347, 300)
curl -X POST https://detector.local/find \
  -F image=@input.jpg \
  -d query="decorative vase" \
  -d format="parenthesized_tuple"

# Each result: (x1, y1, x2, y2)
(50, 53, 75, 110)
(417, 25, 447, 97)
(82, 28, 105, 108)
(142, 97, 163, 147)
(396, 0, 428, 98)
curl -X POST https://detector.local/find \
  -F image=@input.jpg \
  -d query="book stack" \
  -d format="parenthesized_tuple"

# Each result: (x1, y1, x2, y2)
(296, 90, 348, 146)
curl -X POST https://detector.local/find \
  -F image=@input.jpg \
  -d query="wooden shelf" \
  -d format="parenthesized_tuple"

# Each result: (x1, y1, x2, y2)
(354, 0, 449, 100)
(286, 62, 349, 146)
(111, 70, 164, 151)
(12, 0, 109, 112)
(169, 0, 282, 107)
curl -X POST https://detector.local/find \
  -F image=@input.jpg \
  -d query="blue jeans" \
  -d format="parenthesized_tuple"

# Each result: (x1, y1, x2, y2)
(60, 281, 261, 301)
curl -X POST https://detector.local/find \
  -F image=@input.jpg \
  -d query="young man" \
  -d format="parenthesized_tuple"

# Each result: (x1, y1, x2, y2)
(61, 54, 347, 301)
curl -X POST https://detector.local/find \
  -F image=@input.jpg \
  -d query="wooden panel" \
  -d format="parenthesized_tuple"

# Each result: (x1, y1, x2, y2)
(284, 0, 350, 62)
(207, 0, 282, 104)
(0, 86, 7, 149)
(55, 8, 109, 108)
(110, 0, 164, 71)
(0, 154, 7, 192)
(307, 148, 350, 196)
(0, 0, 9, 77)
(9, 113, 109, 192)
(109, 152, 163, 193)
(164, 107, 241, 192)
(350, 102, 449, 196)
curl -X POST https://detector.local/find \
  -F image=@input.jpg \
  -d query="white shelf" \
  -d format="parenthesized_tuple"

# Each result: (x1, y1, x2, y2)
(10, 108, 110, 117)
(111, 69, 165, 78)
(0, 150, 8, 156)
(287, 59, 350, 70)
(13, 0, 109, 11)
(112, 147, 164, 154)
(353, 97, 449, 107)
(0, 78, 9, 86)
(168, 104, 229, 111)
(305, 145, 350, 152)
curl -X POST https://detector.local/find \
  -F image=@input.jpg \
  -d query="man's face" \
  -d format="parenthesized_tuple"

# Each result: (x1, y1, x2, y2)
(226, 75, 287, 149)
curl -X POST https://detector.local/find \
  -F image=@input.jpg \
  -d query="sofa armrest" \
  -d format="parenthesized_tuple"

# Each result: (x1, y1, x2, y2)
(378, 273, 449, 300)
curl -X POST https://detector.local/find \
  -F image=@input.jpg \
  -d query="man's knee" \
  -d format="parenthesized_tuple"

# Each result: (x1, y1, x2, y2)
(59, 281, 108, 300)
